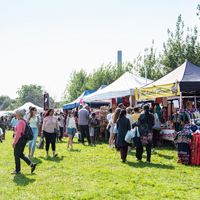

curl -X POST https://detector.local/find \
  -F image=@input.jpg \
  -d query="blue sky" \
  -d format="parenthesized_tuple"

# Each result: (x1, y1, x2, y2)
(0, 0, 199, 101)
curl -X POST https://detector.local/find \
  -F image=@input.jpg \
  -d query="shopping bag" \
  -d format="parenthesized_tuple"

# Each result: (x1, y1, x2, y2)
(125, 129, 134, 144)
(153, 120, 161, 130)
(37, 138, 44, 149)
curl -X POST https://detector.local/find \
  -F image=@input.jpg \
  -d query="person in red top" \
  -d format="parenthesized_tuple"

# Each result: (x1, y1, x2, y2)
(12, 109, 37, 174)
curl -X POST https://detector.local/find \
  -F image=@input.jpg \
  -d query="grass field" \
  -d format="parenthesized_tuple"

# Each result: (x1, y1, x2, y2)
(0, 131, 200, 200)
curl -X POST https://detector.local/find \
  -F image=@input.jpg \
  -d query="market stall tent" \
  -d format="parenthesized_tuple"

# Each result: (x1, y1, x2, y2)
(83, 72, 153, 102)
(14, 102, 44, 113)
(63, 90, 96, 110)
(136, 61, 200, 100)
(135, 61, 200, 109)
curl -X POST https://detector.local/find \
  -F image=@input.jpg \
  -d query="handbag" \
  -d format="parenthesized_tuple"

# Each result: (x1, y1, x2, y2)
(133, 127, 140, 147)
(37, 138, 44, 149)
(125, 129, 134, 144)
(153, 115, 161, 130)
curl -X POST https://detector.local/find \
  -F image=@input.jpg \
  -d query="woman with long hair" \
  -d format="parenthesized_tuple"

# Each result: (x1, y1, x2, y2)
(42, 109, 59, 157)
(66, 111, 78, 150)
(116, 109, 131, 162)
(27, 107, 39, 158)
(108, 108, 121, 148)
(136, 104, 155, 163)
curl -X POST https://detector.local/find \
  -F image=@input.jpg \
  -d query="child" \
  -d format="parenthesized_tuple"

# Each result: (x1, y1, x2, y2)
(90, 113, 96, 144)
(66, 111, 78, 150)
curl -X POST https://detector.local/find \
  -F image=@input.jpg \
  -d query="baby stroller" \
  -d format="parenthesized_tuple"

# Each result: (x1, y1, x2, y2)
(0, 128, 3, 143)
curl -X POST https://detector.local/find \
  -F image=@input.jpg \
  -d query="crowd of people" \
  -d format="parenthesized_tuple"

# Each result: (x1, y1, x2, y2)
(0, 103, 162, 174)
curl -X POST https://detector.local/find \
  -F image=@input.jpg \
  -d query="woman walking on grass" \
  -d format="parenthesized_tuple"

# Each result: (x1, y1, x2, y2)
(66, 111, 78, 150)
(136, 104, 154, 163)
(27, 107, 39, 158)
(109, 108, 121, 148)
(42, 109, 59, 157)
(12, 109, 36, 174)
(116, 109, 131, 162)
(108, 108, 121, 148)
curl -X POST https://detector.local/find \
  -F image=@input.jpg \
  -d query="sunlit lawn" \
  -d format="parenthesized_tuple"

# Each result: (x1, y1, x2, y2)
(0, 131, 200, 200)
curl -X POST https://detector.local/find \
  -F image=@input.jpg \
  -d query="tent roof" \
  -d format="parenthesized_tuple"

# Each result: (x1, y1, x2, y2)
(14, 102, 44, 112)
(63, 90, 96, 110)
(97, 85, 107, 91)
(144, 61, 200, 92)
(83, 72, 153, 102)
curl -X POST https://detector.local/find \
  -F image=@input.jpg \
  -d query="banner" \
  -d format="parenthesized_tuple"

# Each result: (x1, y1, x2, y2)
(135, 83, 180, 100)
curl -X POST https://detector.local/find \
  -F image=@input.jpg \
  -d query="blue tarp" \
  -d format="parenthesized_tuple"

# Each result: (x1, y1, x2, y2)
(63, 90, 96, 110)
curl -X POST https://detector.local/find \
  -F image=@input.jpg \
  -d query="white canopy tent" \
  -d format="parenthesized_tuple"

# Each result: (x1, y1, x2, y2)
(83, 72, 153, 102)
(14, 102, 44, 113)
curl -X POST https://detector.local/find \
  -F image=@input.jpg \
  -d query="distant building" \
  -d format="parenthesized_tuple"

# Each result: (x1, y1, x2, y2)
(117, 50, 122, 66)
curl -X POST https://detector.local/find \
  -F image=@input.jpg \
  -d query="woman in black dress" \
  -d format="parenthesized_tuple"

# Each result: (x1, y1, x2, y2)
(117, 110, 131, 162)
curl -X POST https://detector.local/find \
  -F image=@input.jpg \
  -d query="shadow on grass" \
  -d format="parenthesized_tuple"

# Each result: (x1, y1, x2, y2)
(127, 161, 175, 169)
(31, 157, 43, 164)
(39, 155, 64, 163)
(13, 174, 36, 186)
(57, 140, 67, 143)
(157, 153, 174, 160)
(69, 149, 82, 152)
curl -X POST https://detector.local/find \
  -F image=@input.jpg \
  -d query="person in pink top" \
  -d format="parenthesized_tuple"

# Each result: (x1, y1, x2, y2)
(42, 109, 59, 157)
(11, 109, 37, 174)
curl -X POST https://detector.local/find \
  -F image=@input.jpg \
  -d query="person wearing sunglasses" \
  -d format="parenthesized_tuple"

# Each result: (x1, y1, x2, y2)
(27, 107, 39, 158)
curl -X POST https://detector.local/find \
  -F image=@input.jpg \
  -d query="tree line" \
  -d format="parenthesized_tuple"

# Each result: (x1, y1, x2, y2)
(0, 84, 61, 111)
(63, 14, 200, 103)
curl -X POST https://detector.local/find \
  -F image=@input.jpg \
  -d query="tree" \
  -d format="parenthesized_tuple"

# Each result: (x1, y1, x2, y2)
(62, 69, 88, 102)
(197, 4, 200, 19)
(133, 41, 165, 81)
(85, 62, 133, 90)
(16, 84, 44, 107)
(62, 63, 134, 102)
(0, 96, 17, 111)
(160, 15, 200, 73)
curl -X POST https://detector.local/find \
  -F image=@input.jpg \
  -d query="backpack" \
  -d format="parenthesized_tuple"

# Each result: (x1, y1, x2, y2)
(21, 119, 33, 141)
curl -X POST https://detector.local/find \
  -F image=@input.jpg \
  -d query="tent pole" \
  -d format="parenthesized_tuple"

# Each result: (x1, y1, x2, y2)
(180, 92, 182, 109)
(130, 97, 132, 107)
(110, 99, 112, 109)
(194, 95, 197, 109)
(145, 65, 147, 85)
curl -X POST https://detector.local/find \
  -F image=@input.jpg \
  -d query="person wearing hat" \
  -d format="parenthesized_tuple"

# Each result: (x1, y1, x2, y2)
(136, 104, 155, 163)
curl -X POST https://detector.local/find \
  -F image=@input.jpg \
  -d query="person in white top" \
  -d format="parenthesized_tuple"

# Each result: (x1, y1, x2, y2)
(107, 108, 113, 122)
(126, 107, 134, 127)
(58, 112, 64, 141)
(27, 107, 39, 158)
(108, 108, 121, 148)
(66, 111, 78, 150)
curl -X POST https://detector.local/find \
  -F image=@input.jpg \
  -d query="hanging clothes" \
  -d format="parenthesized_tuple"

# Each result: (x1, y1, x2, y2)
(174, 131, 192, 164)
(189, 133, 200, 165)
(171, 113, 183, 132)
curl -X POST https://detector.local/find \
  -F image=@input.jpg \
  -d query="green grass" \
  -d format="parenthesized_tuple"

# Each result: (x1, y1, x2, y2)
(0, 131, 200, 200)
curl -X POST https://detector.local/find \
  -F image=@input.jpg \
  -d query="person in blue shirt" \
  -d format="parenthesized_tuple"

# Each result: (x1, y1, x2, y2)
(11, 115, 18, 131)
